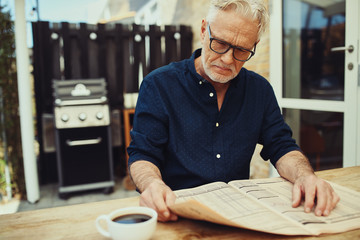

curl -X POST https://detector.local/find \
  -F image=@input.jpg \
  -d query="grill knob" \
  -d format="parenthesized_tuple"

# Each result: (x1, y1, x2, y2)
(96, 112, 104, 120)
(61, 114, 69, 122)
(79, 113, 87, 121)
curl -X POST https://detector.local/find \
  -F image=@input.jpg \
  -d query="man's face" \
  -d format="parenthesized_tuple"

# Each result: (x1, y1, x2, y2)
(200, 9, 259, 83)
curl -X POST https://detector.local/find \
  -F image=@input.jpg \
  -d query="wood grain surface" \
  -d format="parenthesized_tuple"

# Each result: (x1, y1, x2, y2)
(0, 166, 359, 240)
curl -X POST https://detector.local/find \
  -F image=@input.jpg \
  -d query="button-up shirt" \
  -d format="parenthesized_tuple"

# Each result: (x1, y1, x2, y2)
(128, 49, 299, 190)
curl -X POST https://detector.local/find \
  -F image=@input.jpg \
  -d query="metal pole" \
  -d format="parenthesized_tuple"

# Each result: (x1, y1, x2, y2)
(14, 0, 40, 203)
(36, 0, 40, 21)
(0, 87, 12, 200)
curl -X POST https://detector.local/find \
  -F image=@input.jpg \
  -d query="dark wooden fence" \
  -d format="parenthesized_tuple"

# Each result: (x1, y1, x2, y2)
(32, 21, 193, 183)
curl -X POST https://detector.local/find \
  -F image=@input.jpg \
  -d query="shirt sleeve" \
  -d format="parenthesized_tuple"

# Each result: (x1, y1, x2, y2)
(259, 82, 300, 166)
(127, 76, 169, 169)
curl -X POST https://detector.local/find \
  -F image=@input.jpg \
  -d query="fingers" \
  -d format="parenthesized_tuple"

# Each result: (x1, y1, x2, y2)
(140, 192, 170, 222)
(139, 182, 178, 222)
(165, 190, 178, 221)
(303, 182, 316, 213)
(292, 176, 340, 216)
(314, 181, 340, 216)
(291, 183, 302, 208)
(313, 182, 326, 216)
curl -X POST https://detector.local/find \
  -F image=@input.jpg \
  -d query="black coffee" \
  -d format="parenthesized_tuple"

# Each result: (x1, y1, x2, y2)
(112, 214, 151, 224)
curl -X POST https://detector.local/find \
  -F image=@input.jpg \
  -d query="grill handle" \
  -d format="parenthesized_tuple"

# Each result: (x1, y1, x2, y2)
(66, 137, 102, 146)
(55, 97, 107, 107)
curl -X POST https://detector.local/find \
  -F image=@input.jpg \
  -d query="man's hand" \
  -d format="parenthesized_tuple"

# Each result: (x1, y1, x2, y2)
(129, 160, 178, 222)
(291, 174, 340, 216)
(139, 179, 178, 222)
(276, 150, 340, 216)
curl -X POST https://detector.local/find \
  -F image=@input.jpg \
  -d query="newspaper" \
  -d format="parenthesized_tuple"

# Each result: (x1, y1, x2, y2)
(169, 178, 360, 236)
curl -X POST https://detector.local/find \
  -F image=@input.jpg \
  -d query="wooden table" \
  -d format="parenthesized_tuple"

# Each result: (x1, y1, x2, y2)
(1, 166, 359, 240)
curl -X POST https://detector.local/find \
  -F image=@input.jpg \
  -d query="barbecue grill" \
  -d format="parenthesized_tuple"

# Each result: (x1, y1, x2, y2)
(53, 78, 114, 199)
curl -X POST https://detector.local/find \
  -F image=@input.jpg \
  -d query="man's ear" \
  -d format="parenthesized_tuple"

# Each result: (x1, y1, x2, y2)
(200, 19, 207, 43)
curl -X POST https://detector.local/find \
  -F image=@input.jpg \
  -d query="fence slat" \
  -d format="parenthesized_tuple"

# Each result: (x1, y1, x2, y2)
(132, 24, 146, 93)
(180, 25, 193, 60)
(114, 24, 125, 107)
(79, 23, 89, 78)
(60, 22, 72, 79)
(50, 26, 61, 80)
(149, 25, 163, 71)
(165, 25, 178, 63)
(121, 24, 133, 93)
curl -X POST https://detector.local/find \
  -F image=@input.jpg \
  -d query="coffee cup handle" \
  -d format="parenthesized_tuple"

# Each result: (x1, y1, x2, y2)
(95, 215, 111, 238)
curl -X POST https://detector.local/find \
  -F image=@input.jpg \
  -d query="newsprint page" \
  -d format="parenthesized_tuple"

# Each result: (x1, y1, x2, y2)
(169, 178, 360, 236)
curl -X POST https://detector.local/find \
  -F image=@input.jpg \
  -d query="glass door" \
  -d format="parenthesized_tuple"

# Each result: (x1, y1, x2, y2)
(269, 0, 359, 172)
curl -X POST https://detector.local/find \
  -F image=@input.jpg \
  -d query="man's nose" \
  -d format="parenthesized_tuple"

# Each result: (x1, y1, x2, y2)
(220, 48, 234, 64)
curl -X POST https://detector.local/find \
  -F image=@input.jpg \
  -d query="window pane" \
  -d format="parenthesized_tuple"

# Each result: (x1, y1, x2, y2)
(283, 0, 345, 100)
(283, 109, 343, 170)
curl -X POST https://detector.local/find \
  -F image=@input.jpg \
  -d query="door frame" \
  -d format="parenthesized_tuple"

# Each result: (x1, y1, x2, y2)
(269, 0, 359, 169)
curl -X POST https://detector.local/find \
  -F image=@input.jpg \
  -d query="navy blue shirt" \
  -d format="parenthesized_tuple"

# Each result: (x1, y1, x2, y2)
(128, 49, 299, 190)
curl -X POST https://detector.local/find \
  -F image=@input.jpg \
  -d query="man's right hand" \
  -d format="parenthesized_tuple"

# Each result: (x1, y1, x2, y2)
(139, 179, 178, 222)
(129, 160, 178, 222)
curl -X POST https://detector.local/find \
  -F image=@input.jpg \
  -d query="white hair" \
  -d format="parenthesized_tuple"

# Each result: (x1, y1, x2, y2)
(206, 0, 269, 40)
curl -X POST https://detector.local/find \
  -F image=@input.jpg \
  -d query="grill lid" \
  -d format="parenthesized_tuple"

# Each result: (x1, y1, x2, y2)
(53, 78, 107, 103)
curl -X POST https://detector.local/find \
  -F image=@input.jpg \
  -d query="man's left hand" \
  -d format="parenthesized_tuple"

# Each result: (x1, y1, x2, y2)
(292, 174, 340, 216)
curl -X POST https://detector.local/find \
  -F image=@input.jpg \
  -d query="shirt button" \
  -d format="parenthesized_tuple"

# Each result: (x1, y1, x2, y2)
(216, 154, 221, 159)
(199, 81, 203, 85)
(209, 92, 214, 97)
(216, 122, 219, 127)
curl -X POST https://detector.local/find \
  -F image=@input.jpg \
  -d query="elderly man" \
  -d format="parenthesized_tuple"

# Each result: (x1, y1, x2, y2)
(127, 0, 339, 222)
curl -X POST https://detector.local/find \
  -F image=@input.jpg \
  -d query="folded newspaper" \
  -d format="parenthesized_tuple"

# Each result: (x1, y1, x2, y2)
(169, 178, 360, 236)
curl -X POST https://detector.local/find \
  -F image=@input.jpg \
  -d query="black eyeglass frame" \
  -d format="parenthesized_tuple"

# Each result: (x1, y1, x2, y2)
(207, 24, 256, 62)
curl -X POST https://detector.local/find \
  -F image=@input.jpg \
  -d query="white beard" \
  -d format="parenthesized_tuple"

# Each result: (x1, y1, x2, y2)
(201, 50, 238, 84)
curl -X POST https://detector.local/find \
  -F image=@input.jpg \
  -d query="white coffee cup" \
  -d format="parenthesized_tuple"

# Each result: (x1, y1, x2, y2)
(95, 206, 157, 240)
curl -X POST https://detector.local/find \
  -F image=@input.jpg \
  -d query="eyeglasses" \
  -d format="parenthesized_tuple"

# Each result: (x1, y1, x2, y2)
(207, 24, 256, 62)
